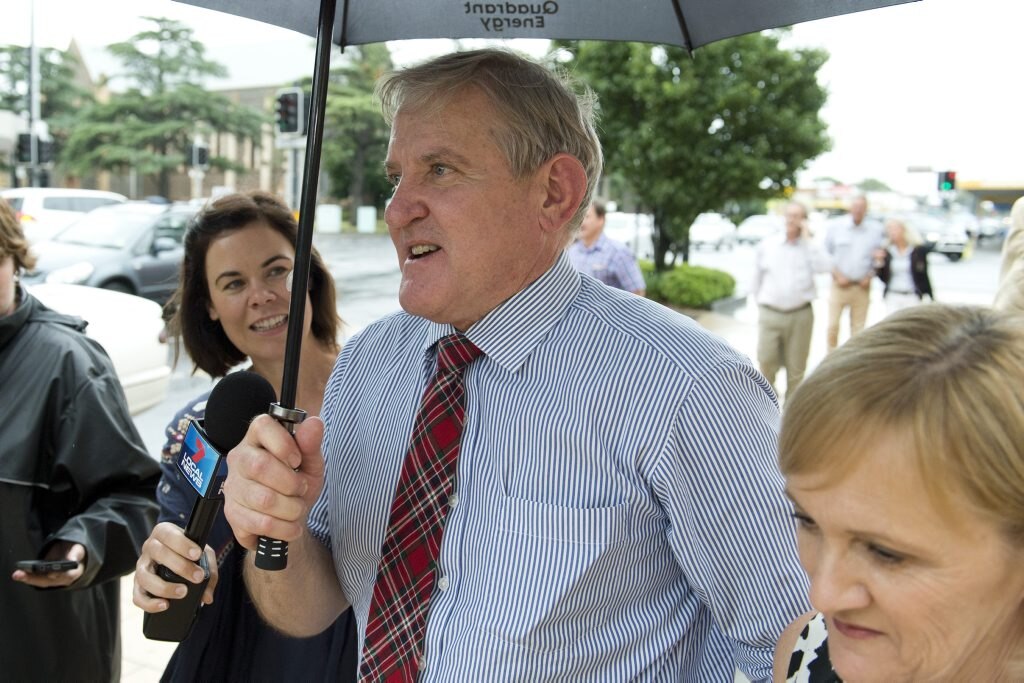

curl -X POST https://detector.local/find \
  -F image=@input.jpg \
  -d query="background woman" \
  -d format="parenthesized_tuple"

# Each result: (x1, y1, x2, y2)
(873, 217, 933, 316)
(132, 191, 356, 681)
(773, 304, 1024, 682)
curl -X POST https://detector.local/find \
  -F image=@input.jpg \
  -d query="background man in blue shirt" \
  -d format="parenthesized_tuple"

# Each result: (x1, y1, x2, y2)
(221, 48, 808, 682)
(567, 199, 647, 295)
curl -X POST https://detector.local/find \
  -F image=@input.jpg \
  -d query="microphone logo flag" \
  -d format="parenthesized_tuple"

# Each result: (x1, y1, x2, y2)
(178, 421, 222, 497)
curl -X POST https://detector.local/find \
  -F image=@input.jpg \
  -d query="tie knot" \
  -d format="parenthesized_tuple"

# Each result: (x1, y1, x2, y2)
(436, 334, 482, 374)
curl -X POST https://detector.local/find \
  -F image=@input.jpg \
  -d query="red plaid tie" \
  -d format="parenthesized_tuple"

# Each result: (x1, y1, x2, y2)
(359, 334, 482, 682)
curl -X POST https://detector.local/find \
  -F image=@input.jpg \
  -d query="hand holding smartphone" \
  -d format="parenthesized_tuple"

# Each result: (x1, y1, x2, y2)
(16, 559, 80, 573)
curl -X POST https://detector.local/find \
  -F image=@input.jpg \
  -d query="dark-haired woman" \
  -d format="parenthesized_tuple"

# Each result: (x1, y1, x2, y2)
(132, 191, 356, 681)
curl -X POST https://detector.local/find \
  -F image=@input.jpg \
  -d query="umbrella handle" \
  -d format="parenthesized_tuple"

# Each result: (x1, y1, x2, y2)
(255, 404, 307, 571)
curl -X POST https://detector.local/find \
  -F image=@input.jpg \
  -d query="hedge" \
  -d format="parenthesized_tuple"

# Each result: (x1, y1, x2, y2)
(639, 260, 736, 310)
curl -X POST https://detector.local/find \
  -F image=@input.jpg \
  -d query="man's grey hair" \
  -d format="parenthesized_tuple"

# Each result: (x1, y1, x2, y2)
(375, 48, 603, 234)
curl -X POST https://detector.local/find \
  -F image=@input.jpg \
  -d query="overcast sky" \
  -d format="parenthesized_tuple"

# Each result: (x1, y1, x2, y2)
(3, 0, 1021, 196)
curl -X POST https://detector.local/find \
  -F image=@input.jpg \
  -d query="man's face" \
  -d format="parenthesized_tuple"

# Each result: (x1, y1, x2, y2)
(384, 88, 557, 331)
(578, 205, 605, 243)
(784, 204, 805, 240)
(850, 197, 868, 224)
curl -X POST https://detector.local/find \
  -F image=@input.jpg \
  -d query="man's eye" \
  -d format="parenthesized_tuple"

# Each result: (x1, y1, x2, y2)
(431, 164, 450, 177)
(386, 174, 401, 187)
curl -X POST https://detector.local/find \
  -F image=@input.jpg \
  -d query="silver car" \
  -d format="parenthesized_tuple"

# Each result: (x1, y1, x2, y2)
(23, 202, 195, 303)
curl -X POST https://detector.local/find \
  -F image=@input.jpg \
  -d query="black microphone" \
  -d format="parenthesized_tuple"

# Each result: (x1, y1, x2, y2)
(143, 371, 276, 642)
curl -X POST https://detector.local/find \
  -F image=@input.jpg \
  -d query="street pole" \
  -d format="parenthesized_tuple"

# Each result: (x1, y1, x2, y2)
(29, 0, 41, 187)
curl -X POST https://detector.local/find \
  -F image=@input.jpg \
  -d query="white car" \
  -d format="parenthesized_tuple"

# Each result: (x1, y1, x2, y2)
(603, 211, 655, 260)
(27, 283, 171, 415)
(736, 214, 783, 245)
(1, 187, 127, 244)
(689, 212, 736, 250)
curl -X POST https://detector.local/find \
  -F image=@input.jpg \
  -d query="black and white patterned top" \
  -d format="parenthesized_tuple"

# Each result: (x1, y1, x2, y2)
(786, 612, 843, 682)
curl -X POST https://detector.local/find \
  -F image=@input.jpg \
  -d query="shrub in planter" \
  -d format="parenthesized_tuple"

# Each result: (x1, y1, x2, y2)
(640, 260, 735, 310)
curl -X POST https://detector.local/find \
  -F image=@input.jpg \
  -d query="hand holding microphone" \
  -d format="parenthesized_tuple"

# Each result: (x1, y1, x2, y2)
(140, 371, 276, 642)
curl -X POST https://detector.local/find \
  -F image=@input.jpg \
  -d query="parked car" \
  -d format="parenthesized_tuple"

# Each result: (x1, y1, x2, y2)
(23, 202, 195, 303)
(736, 214, 783, 245)
(688, 212, 736, 250)
(603, 211, 655, 260)
(27, 283, 171, 415)
(891, 212, 970, 262)
(1, 187, 127, 244)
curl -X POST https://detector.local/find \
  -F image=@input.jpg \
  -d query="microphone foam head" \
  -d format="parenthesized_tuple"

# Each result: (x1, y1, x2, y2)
(205, 371, 277, 454)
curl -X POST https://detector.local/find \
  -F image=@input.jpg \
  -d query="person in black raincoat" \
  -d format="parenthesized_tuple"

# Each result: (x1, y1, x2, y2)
(0, 198, 160, 682)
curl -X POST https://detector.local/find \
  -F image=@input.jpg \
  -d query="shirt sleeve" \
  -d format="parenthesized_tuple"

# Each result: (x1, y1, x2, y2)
(650, 359, 810, 683)
(611, 243, 647, 293)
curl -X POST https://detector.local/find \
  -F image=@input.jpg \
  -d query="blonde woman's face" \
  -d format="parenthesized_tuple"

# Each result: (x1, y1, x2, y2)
(787, 430, 1024, 682)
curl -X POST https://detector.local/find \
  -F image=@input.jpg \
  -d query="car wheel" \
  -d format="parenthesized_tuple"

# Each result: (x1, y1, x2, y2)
(946, 253, 962, 263)
(102, 280, 136, 295)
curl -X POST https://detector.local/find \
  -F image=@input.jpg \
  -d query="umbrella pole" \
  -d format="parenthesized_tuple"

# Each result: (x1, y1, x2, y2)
(280, 0, 339, 409)
(256, 0, 338, 572)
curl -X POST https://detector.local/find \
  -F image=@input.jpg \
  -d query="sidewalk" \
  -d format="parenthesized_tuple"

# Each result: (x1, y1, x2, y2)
(117, 295, 867, 680)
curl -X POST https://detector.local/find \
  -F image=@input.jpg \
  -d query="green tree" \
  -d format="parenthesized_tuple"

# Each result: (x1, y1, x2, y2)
(555, 33, 830, 268)
(0, 45, 91, 168)
(319, 44, 393, 220)
(858, 178, 891, 192)
(62, 17, 263, 197)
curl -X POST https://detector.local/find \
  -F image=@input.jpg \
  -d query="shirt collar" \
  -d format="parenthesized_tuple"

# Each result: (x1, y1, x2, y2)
(577, 233, 610, 252)
(416, 253, 581, 374)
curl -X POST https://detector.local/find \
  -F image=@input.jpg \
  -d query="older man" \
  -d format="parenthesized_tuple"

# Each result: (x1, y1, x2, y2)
(752, 202, 831, 399)
(220, 49, 807, 683)
(823, 195, 885, 350)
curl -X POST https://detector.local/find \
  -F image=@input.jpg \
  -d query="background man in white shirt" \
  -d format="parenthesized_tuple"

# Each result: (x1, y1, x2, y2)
(752, 202, 831, 398)
(823, 195, 885, 351)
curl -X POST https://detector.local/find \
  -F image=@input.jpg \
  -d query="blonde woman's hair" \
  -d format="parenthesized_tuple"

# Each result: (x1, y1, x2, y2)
(779, 304, 1024, 543)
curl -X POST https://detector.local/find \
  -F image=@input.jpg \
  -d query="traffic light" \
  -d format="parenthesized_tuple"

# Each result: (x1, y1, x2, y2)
(938, 170, 957, 192)
(38, 140, 55, 164)
(16, 133, 32, 163)
(274, 88, 304, 135)
(185, 143, 209, 168)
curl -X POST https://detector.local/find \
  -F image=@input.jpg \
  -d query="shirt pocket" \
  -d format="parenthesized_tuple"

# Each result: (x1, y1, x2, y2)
(474, 494, 630, 652)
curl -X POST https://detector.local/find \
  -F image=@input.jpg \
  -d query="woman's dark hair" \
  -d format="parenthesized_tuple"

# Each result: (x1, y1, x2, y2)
(169, 191, 340, 377)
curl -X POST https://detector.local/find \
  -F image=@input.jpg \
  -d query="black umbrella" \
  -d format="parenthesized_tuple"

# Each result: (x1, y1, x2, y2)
(172, 0, 919, 568)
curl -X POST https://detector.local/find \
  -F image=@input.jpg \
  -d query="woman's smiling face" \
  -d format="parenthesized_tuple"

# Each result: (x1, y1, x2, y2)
(204, 221, 310, 370)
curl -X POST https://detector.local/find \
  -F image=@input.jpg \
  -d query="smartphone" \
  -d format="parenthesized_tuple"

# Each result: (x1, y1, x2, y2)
(15, 560, 79, 574)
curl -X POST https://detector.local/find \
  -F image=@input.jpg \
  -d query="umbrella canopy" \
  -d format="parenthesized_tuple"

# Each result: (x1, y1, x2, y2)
(176, 0, 917, 52)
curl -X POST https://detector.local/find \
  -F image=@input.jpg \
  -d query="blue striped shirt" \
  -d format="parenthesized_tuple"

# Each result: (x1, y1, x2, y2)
(310, 253, 808, 682)
(567, 233, 647, 293)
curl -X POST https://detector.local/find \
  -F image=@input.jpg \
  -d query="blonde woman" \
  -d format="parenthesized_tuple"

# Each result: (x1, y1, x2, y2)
(873, 218, 933, 316)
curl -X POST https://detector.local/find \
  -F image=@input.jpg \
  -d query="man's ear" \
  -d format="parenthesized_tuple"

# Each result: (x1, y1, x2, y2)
(537, 153, 588, 235)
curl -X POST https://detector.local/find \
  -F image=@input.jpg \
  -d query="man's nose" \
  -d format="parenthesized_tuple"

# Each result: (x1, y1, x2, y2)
(384, 179, 428, 230)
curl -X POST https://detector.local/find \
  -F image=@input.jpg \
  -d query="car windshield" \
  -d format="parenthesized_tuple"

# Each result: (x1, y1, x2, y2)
(55, 209, 158, 248)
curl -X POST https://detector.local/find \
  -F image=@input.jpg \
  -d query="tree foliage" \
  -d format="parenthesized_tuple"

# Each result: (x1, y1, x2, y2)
(0, 45, 91, 168)
(555, 33, 830, 268)
(319, 44, 393, 219)
(61, 17, 263, 197)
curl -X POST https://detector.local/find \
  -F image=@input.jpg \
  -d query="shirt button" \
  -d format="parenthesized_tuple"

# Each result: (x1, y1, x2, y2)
(448, 493, 460, 509)
(437, 575, 450, 591)
(416, 654, 426, 670)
